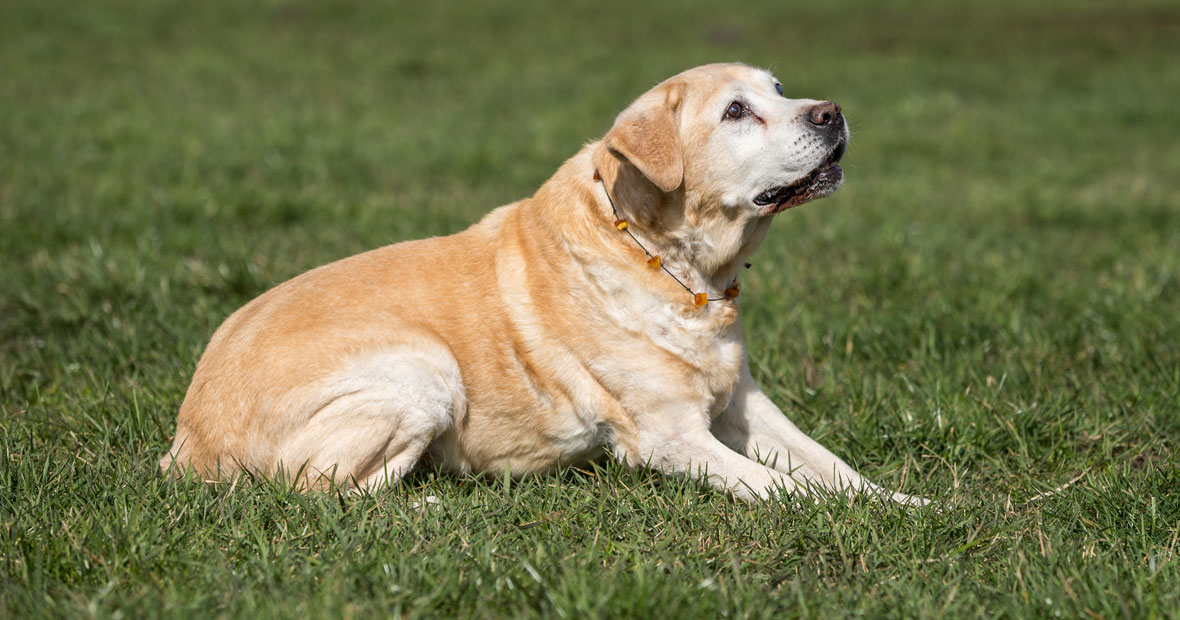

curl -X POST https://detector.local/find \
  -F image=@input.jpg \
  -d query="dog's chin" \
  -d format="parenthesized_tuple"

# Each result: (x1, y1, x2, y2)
(753, 142, 847, 214)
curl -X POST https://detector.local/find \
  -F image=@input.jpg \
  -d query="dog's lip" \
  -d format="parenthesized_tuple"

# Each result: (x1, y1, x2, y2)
(753, 139, 847, 212)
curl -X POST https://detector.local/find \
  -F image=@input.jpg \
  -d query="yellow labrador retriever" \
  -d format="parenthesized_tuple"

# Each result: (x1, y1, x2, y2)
(161, 63, 924, 504)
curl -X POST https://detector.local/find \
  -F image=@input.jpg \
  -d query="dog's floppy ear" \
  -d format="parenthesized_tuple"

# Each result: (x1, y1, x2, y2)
(603, 80, 684, 193)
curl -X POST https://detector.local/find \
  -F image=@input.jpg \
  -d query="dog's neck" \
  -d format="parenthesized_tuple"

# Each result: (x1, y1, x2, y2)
(588, 145, 772, 299)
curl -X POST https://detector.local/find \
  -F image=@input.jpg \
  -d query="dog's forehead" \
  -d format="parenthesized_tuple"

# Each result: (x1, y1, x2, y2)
(676, 64, 775, 102)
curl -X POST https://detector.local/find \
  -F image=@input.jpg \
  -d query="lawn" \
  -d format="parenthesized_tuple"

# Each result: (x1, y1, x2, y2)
(2, 0, 1179, 617)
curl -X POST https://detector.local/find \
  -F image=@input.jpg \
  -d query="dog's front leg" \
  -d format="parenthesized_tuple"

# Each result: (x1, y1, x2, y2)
(711, 363, 927, 505)
(630, 415, 814, 502)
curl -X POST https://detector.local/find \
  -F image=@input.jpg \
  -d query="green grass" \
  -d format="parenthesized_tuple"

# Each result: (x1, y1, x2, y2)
(3, 0, 1179, 617)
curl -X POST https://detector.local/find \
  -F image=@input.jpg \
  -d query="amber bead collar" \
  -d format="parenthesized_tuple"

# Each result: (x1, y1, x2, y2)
(594, 170, 742, 306)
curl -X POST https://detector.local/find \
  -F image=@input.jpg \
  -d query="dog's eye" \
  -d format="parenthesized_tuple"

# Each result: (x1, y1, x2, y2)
(775, 83, 784, 96)
(724, 101, 745, 120)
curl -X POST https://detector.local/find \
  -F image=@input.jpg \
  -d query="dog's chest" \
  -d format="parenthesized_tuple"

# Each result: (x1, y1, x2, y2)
(592, 284, 745, 417)
(580, 258, 746, 403)
(644, 305, 744, 408)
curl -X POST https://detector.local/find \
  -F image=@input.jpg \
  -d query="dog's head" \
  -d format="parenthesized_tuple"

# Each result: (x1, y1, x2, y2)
(603, 63, 849, 216)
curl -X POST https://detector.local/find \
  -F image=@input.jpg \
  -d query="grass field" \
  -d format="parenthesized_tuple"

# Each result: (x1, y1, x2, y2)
(3, 0, 1179, 617)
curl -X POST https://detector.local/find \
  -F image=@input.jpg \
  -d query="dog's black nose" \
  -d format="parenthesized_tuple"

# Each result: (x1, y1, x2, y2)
(808, 101, 842, 127)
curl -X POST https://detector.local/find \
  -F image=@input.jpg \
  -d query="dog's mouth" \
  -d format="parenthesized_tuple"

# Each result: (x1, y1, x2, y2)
(753, 139, 847, 213)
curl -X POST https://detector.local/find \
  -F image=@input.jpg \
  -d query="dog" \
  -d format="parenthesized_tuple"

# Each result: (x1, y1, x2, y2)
(161, 63, 925, 505)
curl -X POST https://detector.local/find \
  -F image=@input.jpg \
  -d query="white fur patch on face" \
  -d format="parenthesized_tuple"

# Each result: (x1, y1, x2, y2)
(690, 67, 849, 212)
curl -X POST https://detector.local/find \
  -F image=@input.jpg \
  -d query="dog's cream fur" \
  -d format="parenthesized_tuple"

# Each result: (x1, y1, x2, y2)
(161, 63, 924, 504)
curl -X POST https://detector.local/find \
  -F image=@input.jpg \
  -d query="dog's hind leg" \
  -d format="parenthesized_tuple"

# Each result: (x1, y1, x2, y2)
(275, 344, 464, 492)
